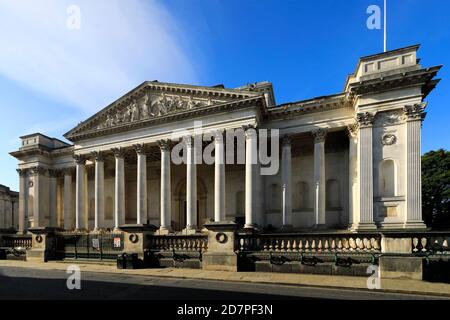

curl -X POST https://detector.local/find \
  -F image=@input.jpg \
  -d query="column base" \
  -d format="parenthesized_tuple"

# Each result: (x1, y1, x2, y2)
(351, 222, 378, 231)
(182, 227, 198, 235)
(244, 223, 257, 230)
(158, 227, 171, 235)
(403, 221, 428, 230)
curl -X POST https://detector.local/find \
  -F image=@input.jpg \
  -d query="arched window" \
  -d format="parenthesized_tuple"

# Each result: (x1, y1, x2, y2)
(296, 181, 309, 209)
(236, 191, 245, 216)
(326, 179, 341, 209)
(380, 159, 396, 197)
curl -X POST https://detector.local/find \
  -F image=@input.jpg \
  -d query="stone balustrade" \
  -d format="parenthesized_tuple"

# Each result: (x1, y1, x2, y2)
(238, 233, 381, 254)
(148, 235, 208, 252)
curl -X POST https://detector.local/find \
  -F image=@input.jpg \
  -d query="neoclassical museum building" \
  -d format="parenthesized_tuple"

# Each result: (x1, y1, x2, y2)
(10, 45, 441, 235)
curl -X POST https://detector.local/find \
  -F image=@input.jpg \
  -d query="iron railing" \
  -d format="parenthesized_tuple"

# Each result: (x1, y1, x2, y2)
(56, 232, 124, 260)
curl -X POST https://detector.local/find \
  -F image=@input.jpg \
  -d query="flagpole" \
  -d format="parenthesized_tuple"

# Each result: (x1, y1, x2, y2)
(384, 0, 387, 52)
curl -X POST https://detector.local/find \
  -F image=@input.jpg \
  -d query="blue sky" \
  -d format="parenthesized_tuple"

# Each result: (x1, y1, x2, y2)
(0, 0, 449, 191)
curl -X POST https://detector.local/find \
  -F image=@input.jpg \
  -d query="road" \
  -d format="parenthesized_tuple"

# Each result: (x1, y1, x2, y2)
(0, 266, 447, 300)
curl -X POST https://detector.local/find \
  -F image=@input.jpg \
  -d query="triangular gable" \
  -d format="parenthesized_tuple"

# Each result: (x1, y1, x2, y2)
(64, 81, 261, 141)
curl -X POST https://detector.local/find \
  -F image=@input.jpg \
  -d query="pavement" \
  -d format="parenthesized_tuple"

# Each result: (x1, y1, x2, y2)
(0, 259, 450, 299)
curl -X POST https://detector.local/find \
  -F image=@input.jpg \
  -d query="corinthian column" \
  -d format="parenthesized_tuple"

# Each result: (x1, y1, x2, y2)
(158, 140, 171, 234)
(17, 169, 28, 234)
(214, 131, 226, 222)
(63, 168, 74, 230)
(74, 155, 86, 230)
(48, 169, 58, 228)
(281, 135, 292, 228)
(112, 148, 126, 230)
(92, 151, 104, 231)
(353, 113, 377, 230)
(312, 129, 327, 228)
(404, 104, 427, 229)
(347, 124, 359, 227)
(244, 125, 258, 229)
(134, 144, 147, 225)
(185, 136, 197, 233)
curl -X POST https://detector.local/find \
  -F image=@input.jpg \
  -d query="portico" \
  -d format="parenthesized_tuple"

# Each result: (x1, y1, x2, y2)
(10, 45, 440, 235)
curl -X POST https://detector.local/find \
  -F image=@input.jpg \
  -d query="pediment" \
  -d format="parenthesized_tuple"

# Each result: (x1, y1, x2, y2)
(65, 81, 261, 141)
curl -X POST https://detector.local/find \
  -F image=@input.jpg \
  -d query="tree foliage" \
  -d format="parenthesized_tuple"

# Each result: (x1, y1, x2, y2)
(422, 149, 450, 228)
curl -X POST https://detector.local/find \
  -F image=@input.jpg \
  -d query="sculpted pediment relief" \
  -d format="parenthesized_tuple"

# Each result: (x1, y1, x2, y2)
(97, 92, 227, 130)
(65, 82, 260, 140)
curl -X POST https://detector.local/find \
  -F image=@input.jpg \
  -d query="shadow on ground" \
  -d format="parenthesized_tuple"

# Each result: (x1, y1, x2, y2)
(0, 272, 302, 300)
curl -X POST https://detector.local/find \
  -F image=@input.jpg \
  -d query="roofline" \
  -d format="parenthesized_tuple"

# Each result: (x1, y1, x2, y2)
(19, 132, 71, 147)
(274, 92, 346, 109)
(344, 44, 422, 91)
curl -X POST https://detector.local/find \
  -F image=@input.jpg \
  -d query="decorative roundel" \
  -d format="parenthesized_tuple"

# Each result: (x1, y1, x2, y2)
(215, 232, 228, 244)
(129, 233, 139, 243)
(382, 134, 397, 146)
(28, 181, 34, 188)
(35, 235, 43, 243)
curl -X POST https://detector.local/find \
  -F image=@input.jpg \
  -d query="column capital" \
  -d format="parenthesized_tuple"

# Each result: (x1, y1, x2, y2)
(212, 130, 225, 143)
(404, 103, 427, 121)
(111, 147, 126, 159)
(281, 134, 292, 146)
(48, 169, 60, 178)
(355, 112, 375, 127)
(183, 135, 195, 147)
(312, 128, 327, 143)
(31, 166, 47, 176)
(157, 139, 172, 151)
(16, 168, 28, 177)
(62, 167, 75, 176)
(243, 125, 257, 140)
(91, 151, 105, 162)
(73, 154, 86, 165)
(133, 143, 147, 155)
(347, 123, 359, 138)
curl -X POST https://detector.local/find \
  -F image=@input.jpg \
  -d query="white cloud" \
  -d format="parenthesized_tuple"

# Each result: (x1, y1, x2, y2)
(0, 0, 199, 112)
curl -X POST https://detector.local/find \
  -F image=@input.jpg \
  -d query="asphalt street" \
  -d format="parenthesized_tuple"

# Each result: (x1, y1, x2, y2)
(0, 266, 448, 300)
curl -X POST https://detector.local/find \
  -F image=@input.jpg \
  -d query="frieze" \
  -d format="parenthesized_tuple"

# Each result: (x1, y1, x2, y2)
(96, 92, 227, 131)
(374, 110, 404, 126)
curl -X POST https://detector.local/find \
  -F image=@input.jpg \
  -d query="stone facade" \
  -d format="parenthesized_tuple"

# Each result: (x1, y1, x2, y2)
(10, 45, 441, 234)
(0, 185, 19, 230)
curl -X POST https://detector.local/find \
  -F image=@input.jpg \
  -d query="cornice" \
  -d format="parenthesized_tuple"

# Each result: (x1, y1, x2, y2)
(349, 66, 442, 96)
(267, 93, 351, 120)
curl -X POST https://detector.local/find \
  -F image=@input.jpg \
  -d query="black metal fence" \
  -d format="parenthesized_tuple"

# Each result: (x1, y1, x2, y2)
(0, 234, 32, 249)
(56, 232, 124, 260)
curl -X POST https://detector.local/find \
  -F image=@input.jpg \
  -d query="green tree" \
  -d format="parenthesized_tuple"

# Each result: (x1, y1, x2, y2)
(422, 149, 450, 228)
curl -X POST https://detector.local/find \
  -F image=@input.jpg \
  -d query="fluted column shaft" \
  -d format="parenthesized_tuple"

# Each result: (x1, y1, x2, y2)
(135, 145, 147, 225)
(214, 131, 226, 222)
(404, 104, 427, 228)
(48, 170, 57, 228)
(281, 135, 292, 227)
(313, 129, 327, 227)
(93, 152, 104, 231)
(245, 127, 258, 229)
(74, 156, 86, 230)
(63, 169, 73, 230)
(112, 148, 126, 230)
(186, 136, 197, 230)
(159, 140, 171, 233)
(347, 125, 359, 226)
(354, 113, 377, 230)
(17, 169, 27, 233)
